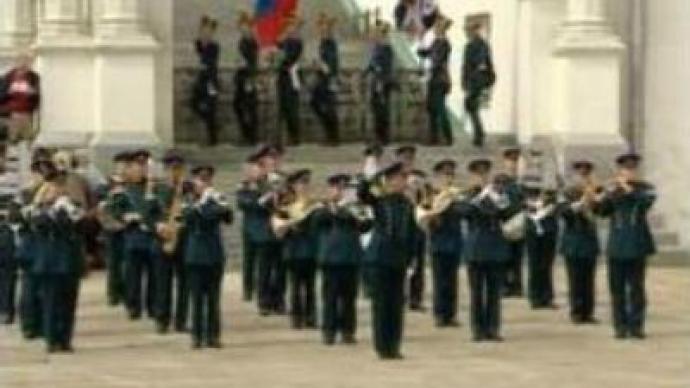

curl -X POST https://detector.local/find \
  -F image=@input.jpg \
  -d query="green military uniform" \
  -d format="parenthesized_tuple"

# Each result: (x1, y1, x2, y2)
(502, 174, 526, 297)
(0, 219, 17, 324)
(29, 197, 84, 352)
(460, 160, 512, 341)
(596, 154, 656, 339)
(358, 163, 416, 359)
(311, 35, 340, 145)
(183, 176, 233, 348)
(525, 188, 559, 309)
(17, 186, 44, 339)
(277, 35, 304, 145)
(106, 181, 161, 320)
(236, 180, 261, 301)
(366, 38, 395, 145)
(560, 177, 601, 324)
(418, 36, 453, 145)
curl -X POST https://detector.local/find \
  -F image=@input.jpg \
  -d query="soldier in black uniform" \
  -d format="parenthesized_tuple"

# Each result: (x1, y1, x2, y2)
(183, 165, 233, 349)
(560, 160, 601, 324)
(417, 160, 465, 327)
(311, 14, 341, 146)
(597, 153, 656, 340)
(460, 159, 512, 341)
(192, 16, 221, 146)
(0, 210, 17, 324)
(461, 22, 495, 148)
(524, 185, 560, 309)
(418, 16, 453, 146)
(233, 12, 260, 146)
(314, 174, 370, 344)
(236, 154, 264, 301)
(358, 161, 416, 360)
(501, 147, 526, 297)
(276, 18, 304, 146)
(27, 171, 85, 353)
(366, 21, 395, 145)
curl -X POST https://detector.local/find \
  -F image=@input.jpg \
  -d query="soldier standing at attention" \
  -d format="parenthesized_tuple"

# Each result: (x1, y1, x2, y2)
(460, 159, 512, 342)
(560, 160, 601, 324)
(27, 170, 85, 353)
(276, 17, 304, 146)
(366, 21, 395, 145)
(314, 174, 370, 345)
(0, 208, 17, 325)
(192, 16, 221, 146)
(461, 22, 495, 148)
(311, 14, 341, 146)
(233, 12, 260, 146)
(151, 153, 189, 334)
(358, 162, 416, 360)
(236, 154, 264, 302)
(597, 153, 656, 340)
(500, 147, 526, 297)
(418, 16, 453, 146)
(183, 165, 233, 349)
(106, 150, 161, 321)
(417, 160, 465, 327)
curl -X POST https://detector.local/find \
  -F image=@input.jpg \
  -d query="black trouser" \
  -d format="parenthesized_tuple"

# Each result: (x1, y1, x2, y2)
(192, 74, 219, 146)
(371, 265, 406, 358)
(371, 86, 392, 145)
(321, 265, 359, 341)
(40, 273, 80, 350)
(287, 259, 317, 328)
(233, 91, 259, 145)
(464, 89, 484, 146)
(0, 265, 17, 323)
(526, 235, 557, 308)
(153, 253, 182, 331)
(241, 235, 258, 301)
(187, 264, 223, 346)
(432, 253, 460, 324)
(20, 271, 43, 338)
(467, 261, 503, 339)
(311, 86, 340, 145)
(427, 83, 452, 145)
(173, 256, 189, 330)
(565, 256, 597, 322)
(503, 240, 524, 296)
(257, 242, 286, 313)
(408, 233, 426, 309)
(608, 258, 647, 336)
(124, 249, 156, 319)
(278, 75, 301, 145)
(105, 233, 125, 306)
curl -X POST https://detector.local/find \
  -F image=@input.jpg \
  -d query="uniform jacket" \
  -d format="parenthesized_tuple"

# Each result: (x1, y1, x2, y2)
(313, 205, 370, 266)
(183, 195, 233, 266)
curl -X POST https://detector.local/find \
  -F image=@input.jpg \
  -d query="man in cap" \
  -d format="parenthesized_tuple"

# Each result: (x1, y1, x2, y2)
(276, 17, 305, 146)
(462, 22, 495, 148)
(182, 165, 233, 348)
(234, 11, 260, 146)
(418, 16, 453, 146)
(460, 158, 512, 341)
(358, 161, 416, 359)
(500, 147, 526, 297)
(560, 160, 601, 324)
(236, 152, 264, 302)
(192, 16, 221, 146)
(596, 153, 656, 340)
(314, 173, 370, 344)
(366, 21, 395, 145)
(311, 13, 341, 146)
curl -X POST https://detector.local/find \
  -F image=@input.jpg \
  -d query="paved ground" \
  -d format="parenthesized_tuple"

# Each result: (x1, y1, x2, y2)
(1, 265, 689, 388)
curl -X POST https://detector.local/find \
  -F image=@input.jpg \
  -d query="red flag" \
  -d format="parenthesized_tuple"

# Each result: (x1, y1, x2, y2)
(254, 0, 299, 47)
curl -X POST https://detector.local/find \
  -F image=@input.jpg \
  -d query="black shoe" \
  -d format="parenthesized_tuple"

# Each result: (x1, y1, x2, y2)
(191, 341, 202, 349)
(259, 308, 271, 317)
(47, 344, 59, 353)
(156, 323, 169, 335)
(128, 310, 142, 320)
(342, 334, 357, 345)
(305, 320, 318, 329)
(486, 334, 504, 342)
(615, 331, 629, 340)
(445, 320, 461, 328)
(472, 333, 485, 342)
(409, 304, 426, 312)
(630, 330, 646, 340)
(207, 340, 223, 349)
(323, 334, 336, 346)
(581, 317, 600, 325)
(60, 344, 75, 353)
(174, 325, 188, 333)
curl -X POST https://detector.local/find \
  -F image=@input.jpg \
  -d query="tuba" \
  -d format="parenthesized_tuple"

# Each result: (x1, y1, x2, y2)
(271, 194, 324, 239)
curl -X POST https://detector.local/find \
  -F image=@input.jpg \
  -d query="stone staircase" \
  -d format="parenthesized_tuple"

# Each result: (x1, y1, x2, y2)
(172, 142, 687, 266)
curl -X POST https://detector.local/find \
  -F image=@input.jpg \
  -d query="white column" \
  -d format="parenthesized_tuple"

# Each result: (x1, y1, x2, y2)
(36, 0, 87, 37)
(0, 0, 35, 49)
(552, 0, 627, 163)
(91, 0, 162, 153)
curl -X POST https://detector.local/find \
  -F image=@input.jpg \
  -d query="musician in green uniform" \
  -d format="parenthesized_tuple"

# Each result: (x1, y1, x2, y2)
(151, 153, 189, 334)
(418, 16, 453, 145)
(597, 153, 656, 340)
(500, 147, 526, 297)
(236, 154, 264, 302)
(462, 22, 495, 148)
(366, 21, 395, 145)
(314, 174, 370, 344)
(275, 169, 319, 329)
(460, 159, 512, 342)
(183, 165, 233, 349)
(311, 14, 341, 146)
(560, 160, 601, 324)
(28, 170, 85, 353)
(0, 209, 17, 324)
(276, 18, 304, 146)
(417, 160, 464, 327)
(106, 150, 161, 320)
(358, 161, 416, 359)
